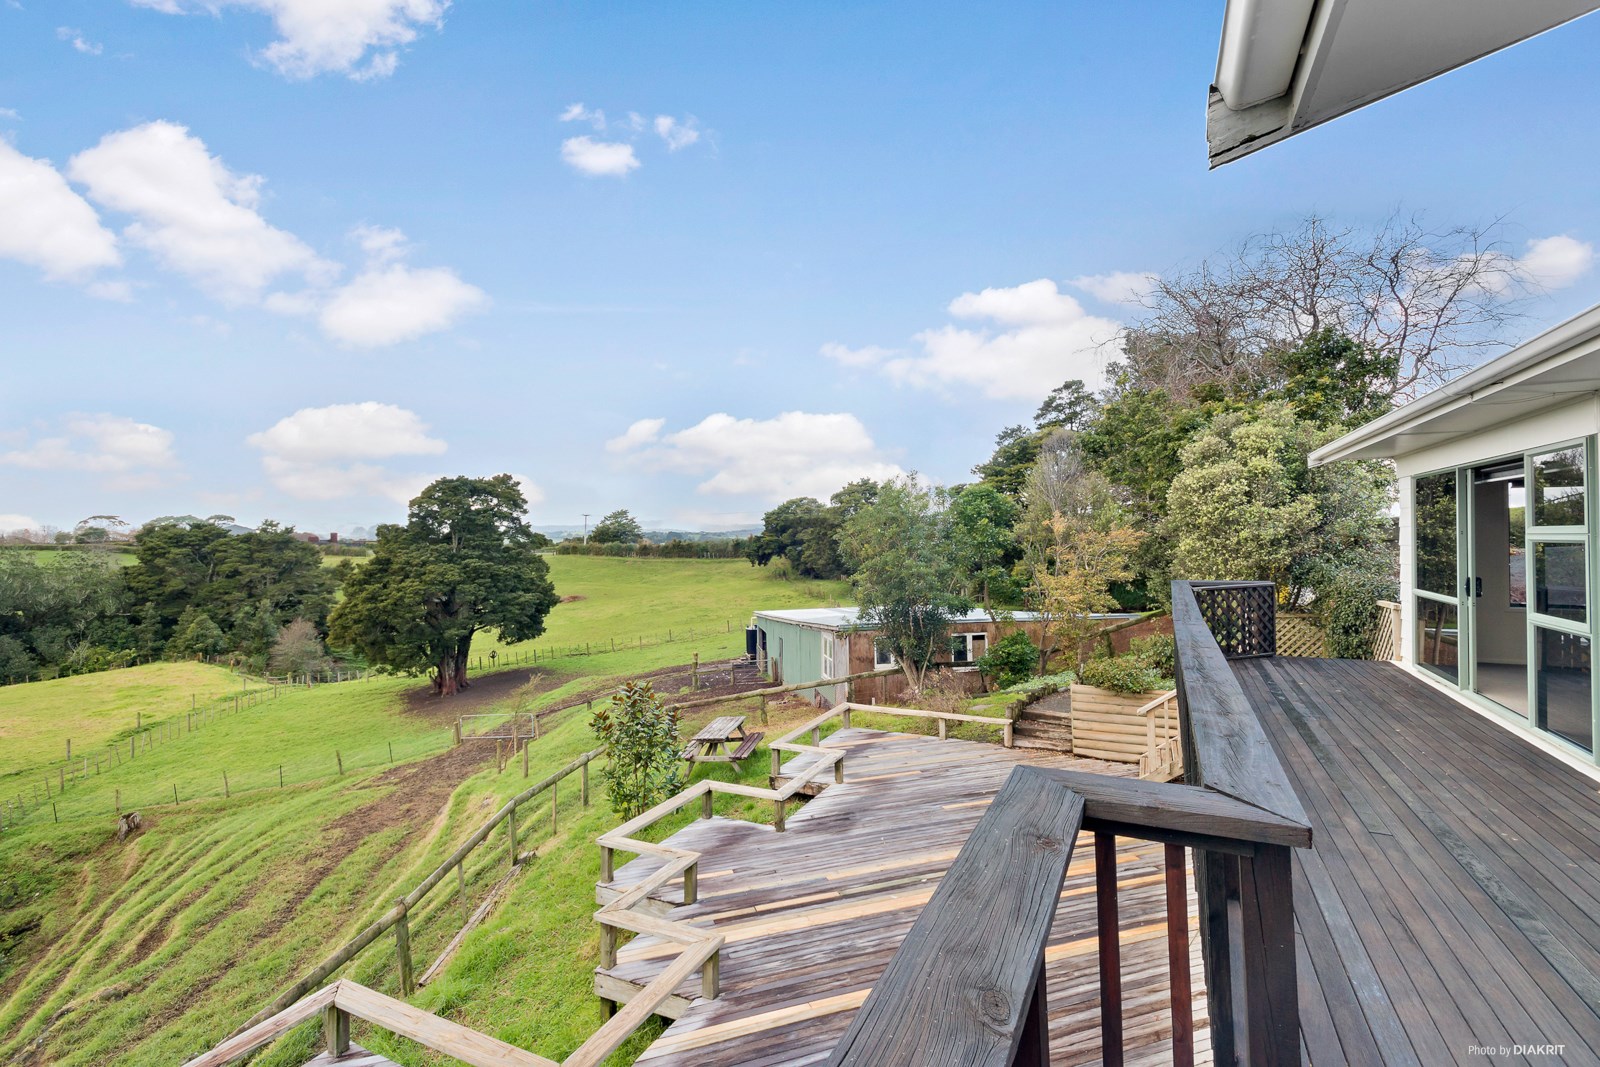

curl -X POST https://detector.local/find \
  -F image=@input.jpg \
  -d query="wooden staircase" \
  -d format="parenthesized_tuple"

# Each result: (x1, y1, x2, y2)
(1010, 695, 1073, 753)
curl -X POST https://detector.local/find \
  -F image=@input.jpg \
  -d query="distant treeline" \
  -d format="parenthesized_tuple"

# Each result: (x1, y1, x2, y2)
(0, 520, 338, 684)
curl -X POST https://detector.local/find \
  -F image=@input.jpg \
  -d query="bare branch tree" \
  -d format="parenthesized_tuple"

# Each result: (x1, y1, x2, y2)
(1122, 215, 1525, 401)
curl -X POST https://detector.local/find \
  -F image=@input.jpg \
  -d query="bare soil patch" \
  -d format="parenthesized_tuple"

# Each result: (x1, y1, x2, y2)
(401, 667, 565, 723)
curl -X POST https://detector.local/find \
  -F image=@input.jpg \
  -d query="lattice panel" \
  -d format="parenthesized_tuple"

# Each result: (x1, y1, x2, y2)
(1191, 581, 1277, 659)
(1373, 600, 1401, 662)
(1276, 614, 1327, 658)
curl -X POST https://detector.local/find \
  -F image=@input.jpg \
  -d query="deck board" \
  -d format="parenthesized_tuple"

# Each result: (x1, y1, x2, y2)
(602, 729, 1210, 1066)
(1234, 657, 1600, 1064)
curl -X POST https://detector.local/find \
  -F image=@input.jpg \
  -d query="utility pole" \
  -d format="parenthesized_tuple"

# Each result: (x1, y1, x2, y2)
(582, 513, 590, 545)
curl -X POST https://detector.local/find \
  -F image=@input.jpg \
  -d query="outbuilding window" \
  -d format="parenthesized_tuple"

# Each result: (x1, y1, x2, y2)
(950, 632, 987, 669)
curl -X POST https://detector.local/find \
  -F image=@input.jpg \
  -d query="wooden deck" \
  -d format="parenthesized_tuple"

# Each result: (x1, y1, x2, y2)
(598, 728, 1210, 1066)
(1234, 657, 1600, 1065)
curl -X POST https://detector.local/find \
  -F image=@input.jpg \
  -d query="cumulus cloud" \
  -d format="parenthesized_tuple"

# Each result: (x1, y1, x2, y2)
(605, 417, 665, 454)
(0, 139, 120, 282)
(610, 411, 904, 502)
(1069, 270, 1159, 306)
(316, 227, 487, 347)
(130, 0, 447, 80)
(819, 342, 897, 368)
(560, 136, 640, 177)
(246, 401, 446, 502)
(1511, 235, 1593, 291)
(0, 414, 178, 488)
(0, 108, 20, 120)
(0, 514, 40, 533)
(57, 27, 104, 55)
(654, 115, 700, 151)
(880, 279, 1123, 400)
(68, 121, 333, 303)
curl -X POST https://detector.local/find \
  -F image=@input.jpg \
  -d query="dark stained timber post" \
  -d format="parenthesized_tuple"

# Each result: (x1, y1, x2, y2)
(1165, 843, 1195, 1067)
(1195, 847, 1238, 1064)
(1240, 844, 1297, 1066)
(1013, 956, 1049, 1067)
(1095, 831, 1124, 1067)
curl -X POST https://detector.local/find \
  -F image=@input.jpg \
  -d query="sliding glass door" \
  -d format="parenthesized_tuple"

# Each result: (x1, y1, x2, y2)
(1414, 440, 1598, 760)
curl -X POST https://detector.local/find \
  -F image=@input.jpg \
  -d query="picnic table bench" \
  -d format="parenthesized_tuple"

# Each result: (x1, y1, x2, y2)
(681, 715, 764, 775)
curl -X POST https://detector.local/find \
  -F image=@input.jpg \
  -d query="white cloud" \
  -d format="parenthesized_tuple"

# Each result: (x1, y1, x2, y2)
(605, 417, 665, 454)
(819, 342, 897, 368)
(654, 115, 700, 151)
(872, 279, 1123, 400)
(506, 473, 546, 508)
(0, 139, 120, 281)
(1514, 235, 1593, 291)
(246, 401, 445, 502)
(68, 121, 332, 303)
(1069, 270, 1159, 306)
(57, 27, 104, 55)
(612, 411, 904, 502)
(0, 414, 178, 488)
(559, 103, 607, 130)
(316, 227, 486, 347)
(0, 514, 40, 533)
(0, 108, 20, 121)
(560, 136, 640, 177)
(130, 0, 447, 80)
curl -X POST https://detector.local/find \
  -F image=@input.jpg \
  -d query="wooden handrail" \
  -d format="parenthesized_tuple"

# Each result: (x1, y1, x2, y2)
(181, 980, 559, 1067)
(827, 766, 1085, 1066)
(1170, 579, 1311, 1066)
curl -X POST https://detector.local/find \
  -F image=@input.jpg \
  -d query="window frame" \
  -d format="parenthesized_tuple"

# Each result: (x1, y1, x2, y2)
(949, 631, 988, 671)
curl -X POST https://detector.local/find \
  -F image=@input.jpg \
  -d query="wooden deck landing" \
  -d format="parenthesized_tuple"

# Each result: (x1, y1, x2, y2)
(598, 728, 1210, 1066)
(300, 1047, 398, 1066)
(1235, 657, 1600, 1065)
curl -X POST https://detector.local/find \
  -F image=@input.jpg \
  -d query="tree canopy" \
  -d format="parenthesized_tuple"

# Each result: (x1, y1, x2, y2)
(589, 509, 643, 545)
(330, 475, 559, 696)
(837, 475, 973, 691)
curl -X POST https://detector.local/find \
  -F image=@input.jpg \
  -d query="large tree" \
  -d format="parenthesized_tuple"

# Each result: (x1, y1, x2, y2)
(837, 475, 973, 692)
(330, 475, 558, 696)
(947, 483, 1021, 618)
(589, 509, 643, 545)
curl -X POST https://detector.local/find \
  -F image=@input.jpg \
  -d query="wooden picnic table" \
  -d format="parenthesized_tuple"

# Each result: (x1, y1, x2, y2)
(682, 715, 763, 775)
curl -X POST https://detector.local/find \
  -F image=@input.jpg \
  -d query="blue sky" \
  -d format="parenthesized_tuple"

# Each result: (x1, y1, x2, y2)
(3, 2, 1600, 535)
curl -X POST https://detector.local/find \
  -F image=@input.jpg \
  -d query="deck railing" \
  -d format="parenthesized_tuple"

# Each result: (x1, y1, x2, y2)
(834, 581, 1313, 1067)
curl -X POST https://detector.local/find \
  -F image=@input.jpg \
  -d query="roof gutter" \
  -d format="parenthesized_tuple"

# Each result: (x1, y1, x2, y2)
(1215, 0, 1319, 109)
(1310, 302, 1600, 467)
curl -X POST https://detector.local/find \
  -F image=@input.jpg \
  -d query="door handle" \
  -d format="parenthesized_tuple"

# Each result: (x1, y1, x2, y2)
(1476, 576, 1483, 598)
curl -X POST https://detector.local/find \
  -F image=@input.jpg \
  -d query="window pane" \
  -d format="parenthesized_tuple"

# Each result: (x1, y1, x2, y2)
(1536, 627, 1592, 752)
(1415, 472, 1458, 596)
(1532, 447, 1585, 527)
(1534, 542, 1586, 623)
(1415, 598, 1459, 683)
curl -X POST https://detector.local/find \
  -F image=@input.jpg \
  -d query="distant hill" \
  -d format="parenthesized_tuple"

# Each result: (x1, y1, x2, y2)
(531, 526, 760, 544)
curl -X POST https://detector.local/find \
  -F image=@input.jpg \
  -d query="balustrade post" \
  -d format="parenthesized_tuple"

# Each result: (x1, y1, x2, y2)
(702, 947, 720, 999)
(1239, 844, 1297, 1066)
(323, 1003, 350, 1056)
(1165, 844, 1195, 1067)
(1095, 832, 1124, 1066)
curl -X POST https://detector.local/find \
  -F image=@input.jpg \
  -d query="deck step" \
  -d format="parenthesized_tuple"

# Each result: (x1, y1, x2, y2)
(1019, 706, 1072, 724)
(1009, 735, 1073, 753)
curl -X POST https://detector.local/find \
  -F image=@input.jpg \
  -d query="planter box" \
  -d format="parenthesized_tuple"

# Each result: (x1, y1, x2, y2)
(1069, 684, 1178, 765)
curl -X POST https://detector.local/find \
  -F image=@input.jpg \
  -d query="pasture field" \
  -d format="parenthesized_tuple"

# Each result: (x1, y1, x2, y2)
(0, 661, 249, 779)
(0, 556, 853, 1065)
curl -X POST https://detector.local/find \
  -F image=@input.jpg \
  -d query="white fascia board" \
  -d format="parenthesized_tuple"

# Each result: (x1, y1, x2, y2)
(1215, 0, 1319, 109)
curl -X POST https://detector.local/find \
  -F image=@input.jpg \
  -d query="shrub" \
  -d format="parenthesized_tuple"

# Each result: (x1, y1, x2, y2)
(168, 608, 227, 659)
(1128, 633, 1176, 677)
(977, 631, 1040, 689)
(1077, 656, 1164, 695)
(592, 682, 683, 819)
(1316, 567, 1399, 659)
(1001, 670, 1076, 697)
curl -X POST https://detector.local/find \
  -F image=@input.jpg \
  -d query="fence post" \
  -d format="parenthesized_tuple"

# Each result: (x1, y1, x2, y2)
(336, 751, 343, 776)
(324, 1002, 350, 1057)
(394, 900, 415, 995)
(457, 863, 468, 927)
(551, 781, 558, 834)
(507, 801, 519, 866)
(580, 761, 590, 807)
(692, 653, 700, 690)
(223, 771, 230, 798)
